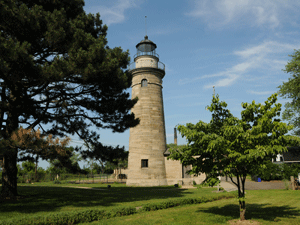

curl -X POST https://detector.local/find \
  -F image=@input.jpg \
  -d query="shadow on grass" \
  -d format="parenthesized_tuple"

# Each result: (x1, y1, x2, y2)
(198, 203, 300, 222)
(0, 185, 196, 214)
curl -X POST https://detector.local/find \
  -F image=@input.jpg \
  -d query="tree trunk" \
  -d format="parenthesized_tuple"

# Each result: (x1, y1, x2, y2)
(239, 175, 247, 221)
(1, 97, 19, 198)
(35, 156, 38, 181)
(1, 150, 18, 198)
(239, 199, 246, 220)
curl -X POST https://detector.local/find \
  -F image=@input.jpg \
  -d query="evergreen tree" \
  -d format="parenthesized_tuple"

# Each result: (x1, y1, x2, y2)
(0, 0, 138, 198)
(81, 142, 128, 173)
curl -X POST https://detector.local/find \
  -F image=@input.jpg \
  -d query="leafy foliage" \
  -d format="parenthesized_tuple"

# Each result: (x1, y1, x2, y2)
(280, 163, 300, 180)
(278, 50, 300, 135)
(169, 93, 299, 220)
(81, 143, 128, 173)
(141, 194, 235, 212)
(19, 161, 35, 175)
(0, 207, 137, 225)
(10, 127, 70, 162)
(251, 160, 281, 181)
(46, 147, 83, 174)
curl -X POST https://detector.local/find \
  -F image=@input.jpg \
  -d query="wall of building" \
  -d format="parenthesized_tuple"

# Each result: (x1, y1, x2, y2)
(164, 156, 206, 186)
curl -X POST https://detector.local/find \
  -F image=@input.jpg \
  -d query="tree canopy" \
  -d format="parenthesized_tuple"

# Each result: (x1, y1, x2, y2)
(278, 49, 300, 135)
(169, 93, 299, 220)
(0, 0, 138, 198)
(81, 142, 128, 172)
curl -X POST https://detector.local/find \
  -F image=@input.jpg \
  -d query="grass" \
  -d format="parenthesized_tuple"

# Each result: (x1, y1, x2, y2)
(0, 181, 222, 222)
(80, 189, 300, 225)
(1, 181, 300, 224)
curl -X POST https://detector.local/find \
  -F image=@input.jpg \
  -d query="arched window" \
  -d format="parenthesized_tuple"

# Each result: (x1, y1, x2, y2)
(141, 79, 148, 87)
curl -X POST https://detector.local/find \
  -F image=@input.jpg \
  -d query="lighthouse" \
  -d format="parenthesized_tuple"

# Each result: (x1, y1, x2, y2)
(126, 35, 167, 186)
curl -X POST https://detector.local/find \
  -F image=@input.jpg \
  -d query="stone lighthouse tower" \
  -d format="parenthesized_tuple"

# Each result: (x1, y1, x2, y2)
(126, 36, 167, 186)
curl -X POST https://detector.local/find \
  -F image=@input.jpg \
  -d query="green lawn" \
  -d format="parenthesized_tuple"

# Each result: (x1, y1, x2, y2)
(0, 181, 221, 222)
(1, 182, 300, 224)
(81, 189, 300, 225)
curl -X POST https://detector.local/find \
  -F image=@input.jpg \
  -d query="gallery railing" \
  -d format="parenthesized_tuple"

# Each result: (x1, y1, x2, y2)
(128, 60, 165, 71)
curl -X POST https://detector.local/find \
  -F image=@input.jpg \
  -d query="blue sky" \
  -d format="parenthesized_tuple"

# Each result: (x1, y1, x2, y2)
(38, 0, 300, 169)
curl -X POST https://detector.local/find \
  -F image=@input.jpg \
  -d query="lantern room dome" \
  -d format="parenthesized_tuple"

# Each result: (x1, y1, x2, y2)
(136, 35, 157, 52)
(128, 35, 165, 71)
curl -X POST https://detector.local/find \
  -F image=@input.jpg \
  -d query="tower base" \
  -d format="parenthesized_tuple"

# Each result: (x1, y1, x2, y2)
(126, 178, 167, 187)
(126, 176, 206, 187)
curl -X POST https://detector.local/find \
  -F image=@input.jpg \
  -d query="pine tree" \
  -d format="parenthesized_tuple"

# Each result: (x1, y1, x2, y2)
(0, 0, 138, 198)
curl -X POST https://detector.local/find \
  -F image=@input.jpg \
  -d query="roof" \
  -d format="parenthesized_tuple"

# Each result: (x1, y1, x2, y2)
(165, 146, 300, 162)
(284, 147, 300, 162)
(136, 35, 157, 52)
(164, 148, 170, 157)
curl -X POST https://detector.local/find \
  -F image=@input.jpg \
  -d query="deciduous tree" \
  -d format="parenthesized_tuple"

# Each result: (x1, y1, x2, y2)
(0, 0, 138, 198)
(278, 50, 300, 135)
(169, 93, 298, 220)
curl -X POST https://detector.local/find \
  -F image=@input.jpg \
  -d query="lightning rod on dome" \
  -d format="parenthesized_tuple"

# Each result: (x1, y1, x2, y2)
(145, 16, 147, 36)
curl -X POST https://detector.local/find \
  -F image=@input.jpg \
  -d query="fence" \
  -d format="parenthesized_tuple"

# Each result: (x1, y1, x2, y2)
(17, 173, 119, 184)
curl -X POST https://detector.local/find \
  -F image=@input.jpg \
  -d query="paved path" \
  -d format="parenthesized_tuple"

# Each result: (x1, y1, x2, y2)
(219, 181, 238, 192)
(219, 178, 286, 192)
(61, 186, 109, 190)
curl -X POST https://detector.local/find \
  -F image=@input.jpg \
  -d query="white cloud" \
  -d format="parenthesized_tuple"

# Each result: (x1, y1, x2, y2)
(234, 41, 296, 58)
(247, 90, 274, 95)
(89, 0, 138, 26)
(204, 73, 239, 89)
(186, 0, 300, 29)
(180, 41, 300, 89)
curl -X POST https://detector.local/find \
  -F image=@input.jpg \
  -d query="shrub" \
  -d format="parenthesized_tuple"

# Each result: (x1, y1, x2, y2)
(0, 192, 235, 225)
(54, 180, 61, 184)
(280, 163, 300, 180)
(199, 182, 210, 188)
(140, 193, 235, 212)
(251, 161, 282, 181)
(109, 207, 136, 217)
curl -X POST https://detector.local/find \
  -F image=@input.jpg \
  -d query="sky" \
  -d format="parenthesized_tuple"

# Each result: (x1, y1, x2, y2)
(38, 0, 300, 169)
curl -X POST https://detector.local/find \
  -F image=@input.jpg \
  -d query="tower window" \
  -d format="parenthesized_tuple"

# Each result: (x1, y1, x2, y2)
(141, 79, 148, 87)
(141, 159, 148, 168)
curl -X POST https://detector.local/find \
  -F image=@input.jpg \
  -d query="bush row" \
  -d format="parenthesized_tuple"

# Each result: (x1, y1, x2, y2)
(0, 207, 136, 225)
(252, 162, 300, 181)
(141, 193, 236, 212)
(0, 193, 236, 225)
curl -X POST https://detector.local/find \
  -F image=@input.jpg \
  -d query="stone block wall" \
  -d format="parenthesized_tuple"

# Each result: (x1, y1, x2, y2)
(127, 65, 167, 186)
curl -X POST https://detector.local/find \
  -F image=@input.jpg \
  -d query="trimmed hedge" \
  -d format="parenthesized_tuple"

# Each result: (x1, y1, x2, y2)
(141, 193, 236, 212)
(0, 193, 236, 225)
(0, 207, 136, 225)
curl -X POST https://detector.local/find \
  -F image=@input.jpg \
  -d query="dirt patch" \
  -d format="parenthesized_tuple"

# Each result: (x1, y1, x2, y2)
(61, 186, 108, 190)
(228, 219, 260, 225)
